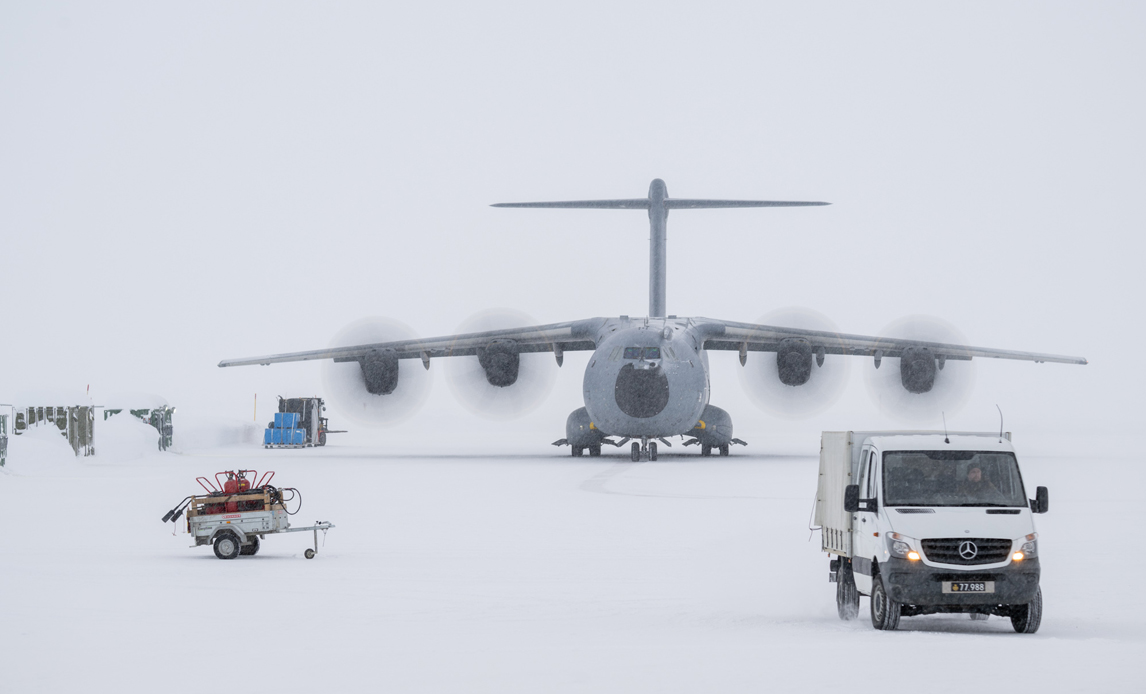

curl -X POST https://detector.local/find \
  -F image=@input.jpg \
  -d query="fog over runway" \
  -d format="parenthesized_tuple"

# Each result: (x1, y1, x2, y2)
(2, 3, 1144, 692)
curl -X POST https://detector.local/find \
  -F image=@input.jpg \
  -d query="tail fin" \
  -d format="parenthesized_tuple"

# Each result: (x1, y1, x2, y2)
(493, 179, 829, 317)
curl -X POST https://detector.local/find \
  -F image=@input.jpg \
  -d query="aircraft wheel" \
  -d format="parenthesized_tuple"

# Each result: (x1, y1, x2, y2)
(572, 446, 584, 457)
(719, 444, 730, 456)
(630, 442, 640, 462)
(589, 445, 601, 457)
(649, 442, 658, 461)
(701, 445, 712, 457)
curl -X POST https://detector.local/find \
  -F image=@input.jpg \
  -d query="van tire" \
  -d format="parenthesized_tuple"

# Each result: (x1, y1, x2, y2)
(836, 560, 860, 620)
(1010, 586, 1043, 634)
(870, 573, 901, 630)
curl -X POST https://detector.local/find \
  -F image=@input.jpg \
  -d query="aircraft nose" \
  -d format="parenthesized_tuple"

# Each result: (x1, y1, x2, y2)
(614, 363, 670, 418)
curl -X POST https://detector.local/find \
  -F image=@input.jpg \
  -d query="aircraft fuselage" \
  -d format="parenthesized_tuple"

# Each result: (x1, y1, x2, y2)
(581, 317, 715, 437)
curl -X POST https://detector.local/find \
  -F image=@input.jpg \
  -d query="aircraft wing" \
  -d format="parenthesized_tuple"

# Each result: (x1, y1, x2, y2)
(699, 318, 1088, 365)
(217, 319, 603, 368)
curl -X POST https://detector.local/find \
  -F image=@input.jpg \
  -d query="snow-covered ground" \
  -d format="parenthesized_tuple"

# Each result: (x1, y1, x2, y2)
(1, 423, 1141, 693)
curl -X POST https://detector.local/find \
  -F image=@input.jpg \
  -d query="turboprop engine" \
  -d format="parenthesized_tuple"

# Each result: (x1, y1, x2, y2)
(477, 340, 519, 387)
(899, 346, 938, 394)
(360, 348, 400, 395)
(776, 337, 815, 386)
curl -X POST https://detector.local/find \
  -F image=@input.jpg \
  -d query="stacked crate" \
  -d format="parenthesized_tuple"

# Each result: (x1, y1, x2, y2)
(264, 412, 306, 447)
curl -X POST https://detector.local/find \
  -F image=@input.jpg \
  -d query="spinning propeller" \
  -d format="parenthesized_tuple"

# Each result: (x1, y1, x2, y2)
(736, 307, 852, 418)
(320, 316, 432, 427)
(863, 314, 977, 423)
(445, 308, 557, 420)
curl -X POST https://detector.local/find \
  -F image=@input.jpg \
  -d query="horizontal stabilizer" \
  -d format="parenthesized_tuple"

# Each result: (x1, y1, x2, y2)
(665, 199, 829, 209)
(492, 199, 650, 209)
(491, 198, 830, 209)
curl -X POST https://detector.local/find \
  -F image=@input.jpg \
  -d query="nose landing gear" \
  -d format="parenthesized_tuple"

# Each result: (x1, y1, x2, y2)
(629, 437, 660, 462)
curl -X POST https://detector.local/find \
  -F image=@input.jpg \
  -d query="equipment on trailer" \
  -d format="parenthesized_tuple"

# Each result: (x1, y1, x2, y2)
(263, 396, 345, 448)
(161, 469, 334, 559)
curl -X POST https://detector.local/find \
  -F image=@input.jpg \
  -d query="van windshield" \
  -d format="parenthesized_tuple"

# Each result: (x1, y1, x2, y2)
(882, 451, 1027, 507)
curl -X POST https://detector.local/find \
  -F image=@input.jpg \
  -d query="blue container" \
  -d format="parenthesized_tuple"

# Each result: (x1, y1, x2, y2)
(271, 429, 283, 445)
(274, 412, 300, 429)
(263, 429, 273, 445)
(292, 429, 305, 445)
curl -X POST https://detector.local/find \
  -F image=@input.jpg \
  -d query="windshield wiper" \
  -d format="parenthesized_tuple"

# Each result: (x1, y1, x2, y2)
(951, 502, 1013, 507)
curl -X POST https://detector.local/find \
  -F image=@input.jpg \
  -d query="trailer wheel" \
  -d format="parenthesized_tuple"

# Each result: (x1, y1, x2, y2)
(870, 573, 901, 630)
(318, 432, 327, 446)
(1010, 586, 1042, 634)
(239, 536, 260, 556)
(304, 548, 316, 559)
(213, 531, 241, 560)
(836, 560, 860, 621)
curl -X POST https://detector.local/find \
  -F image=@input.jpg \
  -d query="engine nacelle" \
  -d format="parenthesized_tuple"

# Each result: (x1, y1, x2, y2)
(360, 348, 400, 395)
(900, 346, 937, 394)
(477, 340, 520, 387)
(776, 338, 814, 386)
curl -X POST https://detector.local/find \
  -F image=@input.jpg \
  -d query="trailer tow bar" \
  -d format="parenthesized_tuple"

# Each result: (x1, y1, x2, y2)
(278, 521, 334, 559)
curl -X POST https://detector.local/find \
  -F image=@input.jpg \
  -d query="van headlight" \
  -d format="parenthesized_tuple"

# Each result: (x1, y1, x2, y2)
(1016, 532, 1038, 559)
(887, 532, 921, 561)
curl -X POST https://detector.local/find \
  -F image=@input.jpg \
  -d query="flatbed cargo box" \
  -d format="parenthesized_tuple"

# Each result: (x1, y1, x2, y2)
(815, 432, 860, 557)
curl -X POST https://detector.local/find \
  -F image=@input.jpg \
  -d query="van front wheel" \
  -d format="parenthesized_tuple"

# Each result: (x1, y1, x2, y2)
(1010, 586, 1043, 634)
(870, 573, 901, 630)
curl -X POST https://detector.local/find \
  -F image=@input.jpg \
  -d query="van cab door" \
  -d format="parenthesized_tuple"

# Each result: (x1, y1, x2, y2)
(851, 446, 879, 594)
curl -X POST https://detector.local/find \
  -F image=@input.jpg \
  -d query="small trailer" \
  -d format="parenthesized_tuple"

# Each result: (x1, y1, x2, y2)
(162, 470, 334, 559)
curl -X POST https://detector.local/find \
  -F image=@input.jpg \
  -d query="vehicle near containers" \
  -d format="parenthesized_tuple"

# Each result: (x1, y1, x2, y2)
(264, 396, 344, 448)
(814, 430, 1047, 632)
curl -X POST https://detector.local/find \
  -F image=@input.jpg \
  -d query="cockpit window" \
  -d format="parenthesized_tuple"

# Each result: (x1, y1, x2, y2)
(623, 347, 662, 360)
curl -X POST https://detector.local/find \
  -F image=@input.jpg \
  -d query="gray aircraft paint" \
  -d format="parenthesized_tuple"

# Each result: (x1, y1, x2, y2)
(219, 180, 1087, 450)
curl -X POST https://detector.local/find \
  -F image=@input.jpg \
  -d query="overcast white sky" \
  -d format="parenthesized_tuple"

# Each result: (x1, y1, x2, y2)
(2, 2, 1142, 451)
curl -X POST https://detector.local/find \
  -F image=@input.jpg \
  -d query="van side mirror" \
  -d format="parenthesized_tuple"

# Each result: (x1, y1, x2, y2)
(844, 484, 859, 513)
(1031, 486, 1049, 514)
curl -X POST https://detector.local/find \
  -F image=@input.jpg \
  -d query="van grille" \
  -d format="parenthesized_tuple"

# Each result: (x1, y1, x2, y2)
(921, 538, 1012, 565)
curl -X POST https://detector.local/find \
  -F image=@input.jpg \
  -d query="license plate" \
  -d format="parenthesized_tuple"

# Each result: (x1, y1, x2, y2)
(942, 581, 995, 594)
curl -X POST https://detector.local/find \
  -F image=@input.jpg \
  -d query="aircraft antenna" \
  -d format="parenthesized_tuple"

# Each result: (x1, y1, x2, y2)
(493, 179, 828, 318)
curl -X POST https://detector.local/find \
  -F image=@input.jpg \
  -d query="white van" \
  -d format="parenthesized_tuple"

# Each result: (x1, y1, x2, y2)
(814, 431, 1047, 632)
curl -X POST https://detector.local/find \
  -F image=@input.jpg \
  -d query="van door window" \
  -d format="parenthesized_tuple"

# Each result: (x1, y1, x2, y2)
(867, 451, 878, 500)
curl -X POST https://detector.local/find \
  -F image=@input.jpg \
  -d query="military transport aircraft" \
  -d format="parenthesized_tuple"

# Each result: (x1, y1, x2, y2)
(219, 179, 1087, 461)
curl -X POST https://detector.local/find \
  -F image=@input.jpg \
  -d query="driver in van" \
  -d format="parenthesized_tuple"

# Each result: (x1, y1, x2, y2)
(958, 466, 1003, 501)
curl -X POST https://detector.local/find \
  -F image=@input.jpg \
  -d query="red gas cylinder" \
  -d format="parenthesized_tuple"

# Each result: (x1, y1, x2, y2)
(223, 474, 240, 512)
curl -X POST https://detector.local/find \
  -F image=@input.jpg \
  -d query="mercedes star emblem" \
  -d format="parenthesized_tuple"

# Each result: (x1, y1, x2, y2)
(959, 540, 979, 560)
